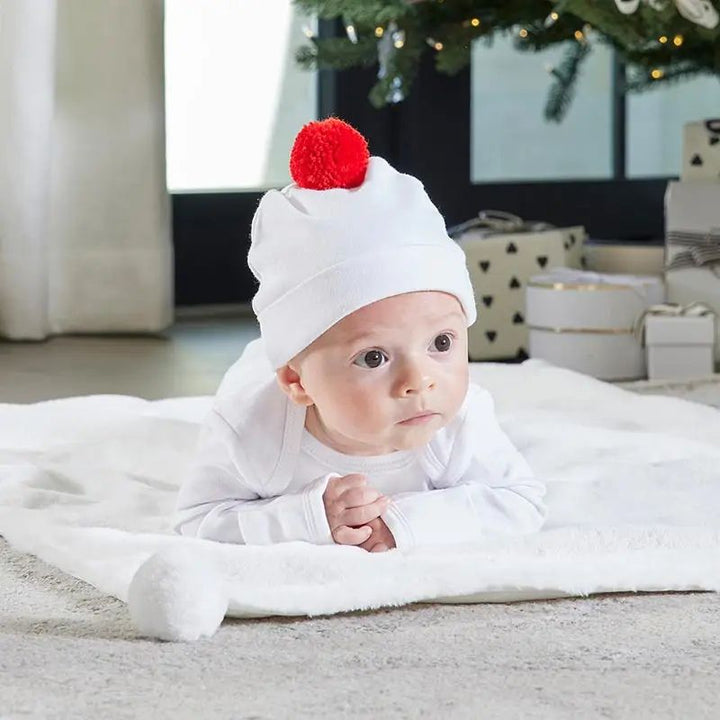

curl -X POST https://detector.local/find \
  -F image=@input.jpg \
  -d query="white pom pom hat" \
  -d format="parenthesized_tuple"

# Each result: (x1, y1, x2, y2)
(248, 118, 477, 370)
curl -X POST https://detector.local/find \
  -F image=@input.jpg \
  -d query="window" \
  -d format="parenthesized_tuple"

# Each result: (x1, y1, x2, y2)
(164, 0, 317, 192)
(627, 76, 720, 178)
(471, 33, 614, 182)
(472, 34, 720, 181)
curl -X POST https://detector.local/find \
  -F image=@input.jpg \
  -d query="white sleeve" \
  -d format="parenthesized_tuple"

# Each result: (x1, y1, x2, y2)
(174, 409, 335, 546)
(382, 388, 547, 551)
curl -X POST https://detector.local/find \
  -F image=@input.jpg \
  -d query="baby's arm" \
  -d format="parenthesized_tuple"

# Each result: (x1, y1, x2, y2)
(175, 410, 390, 547)
(174, 409, 335, 545)
(382, 387, 546, 551)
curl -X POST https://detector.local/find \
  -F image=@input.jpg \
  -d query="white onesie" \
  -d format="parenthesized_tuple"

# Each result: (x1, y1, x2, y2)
(174, 337, 547, 551)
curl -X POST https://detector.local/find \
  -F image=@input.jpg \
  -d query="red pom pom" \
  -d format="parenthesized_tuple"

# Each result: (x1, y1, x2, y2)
(289, 118, 369, 190)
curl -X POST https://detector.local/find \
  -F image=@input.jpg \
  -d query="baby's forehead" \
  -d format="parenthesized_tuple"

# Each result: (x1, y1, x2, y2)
(333, 292, 464, 343)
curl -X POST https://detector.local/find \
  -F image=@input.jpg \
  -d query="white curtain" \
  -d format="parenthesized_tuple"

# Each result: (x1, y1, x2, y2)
(0, 0, 173, 340)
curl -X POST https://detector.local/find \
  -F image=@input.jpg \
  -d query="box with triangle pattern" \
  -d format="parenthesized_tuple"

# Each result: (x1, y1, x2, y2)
(682, 119, 720, 182)
(455, 221, 586, 360)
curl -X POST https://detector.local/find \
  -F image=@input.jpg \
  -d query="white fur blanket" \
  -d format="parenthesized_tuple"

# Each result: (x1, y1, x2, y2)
(1, 360, 719, 641)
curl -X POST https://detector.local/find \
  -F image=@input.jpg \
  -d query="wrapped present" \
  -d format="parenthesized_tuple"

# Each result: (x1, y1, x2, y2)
(583, 240, 664, 277)
(664, 181, 720, 359)
(525, 268, 665, 381)
(451, 211, 586, 360)
(636, 303, 715, 380)
(682, 119, 720, 182)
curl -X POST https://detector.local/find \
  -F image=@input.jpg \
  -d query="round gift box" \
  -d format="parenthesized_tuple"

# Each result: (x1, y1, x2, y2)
(525, 272, 663, 380)
(525, 275, 663, 330)
(528, 328, 645, 380)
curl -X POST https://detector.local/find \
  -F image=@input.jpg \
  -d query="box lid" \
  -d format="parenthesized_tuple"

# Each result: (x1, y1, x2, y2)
(665, 181, 720, 234)
(645, 314, 715, 346)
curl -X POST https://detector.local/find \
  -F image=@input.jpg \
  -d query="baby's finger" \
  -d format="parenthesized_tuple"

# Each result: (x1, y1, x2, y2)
(333, 524, 373, 546)
(327, 473, 367, 498)
(323, 473, 367, 501)
(340, 485, 382, 508)
(341, 497, 389, 527)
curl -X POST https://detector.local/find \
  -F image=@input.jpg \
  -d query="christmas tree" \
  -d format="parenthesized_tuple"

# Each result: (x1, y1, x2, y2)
(294, 0, 720, 121)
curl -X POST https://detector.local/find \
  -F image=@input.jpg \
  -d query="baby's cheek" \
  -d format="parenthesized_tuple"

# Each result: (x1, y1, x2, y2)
(336, 387, 380, 430)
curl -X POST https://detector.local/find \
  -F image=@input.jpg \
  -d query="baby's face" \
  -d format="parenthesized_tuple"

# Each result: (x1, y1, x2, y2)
(281, 291, 470, 456)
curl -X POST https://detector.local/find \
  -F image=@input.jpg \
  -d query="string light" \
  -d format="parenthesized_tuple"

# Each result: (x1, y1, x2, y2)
(518, 28, 528, 38)
(345, 24, 357, 44)
(302, 25, 314, 39)
(659, 35, 668, 44)
(544, 11, 559, 27)
(673, 34, 684, 46)
(574, 29, 586, 44)
(375, 26, 384, 38)
(394, 37, 405, 49)
(434, 41, 444, 50)
(471, 18, 480, 27)
(651, 68, 664, 79)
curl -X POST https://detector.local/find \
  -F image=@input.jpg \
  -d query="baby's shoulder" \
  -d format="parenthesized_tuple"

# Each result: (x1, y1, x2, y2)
(211, 338, 284, 425)
(213, 374, 287, 436)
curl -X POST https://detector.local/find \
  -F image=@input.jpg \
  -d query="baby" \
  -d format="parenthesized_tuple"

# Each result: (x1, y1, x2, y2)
(174, 118, 547, 553)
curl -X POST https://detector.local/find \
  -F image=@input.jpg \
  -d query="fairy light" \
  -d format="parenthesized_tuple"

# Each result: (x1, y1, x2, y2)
(302, 25, 314, 39)
(574, 29, 585, 43)
(345, 24, 357, 44)
(544, 11, 559, 27)
(434, 41, 444, 50)
(673, 34, 684, 46)
(651, 68, 664, 79)
(375, 26, 384, 38)
(394, 37, 405, 49)
(518, 28, 528, 38)
(659, 35, 668, 44)
(471, 18, 480, 27)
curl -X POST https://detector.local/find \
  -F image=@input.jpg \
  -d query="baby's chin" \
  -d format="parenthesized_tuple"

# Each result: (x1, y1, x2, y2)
(387, 424, 440, 451)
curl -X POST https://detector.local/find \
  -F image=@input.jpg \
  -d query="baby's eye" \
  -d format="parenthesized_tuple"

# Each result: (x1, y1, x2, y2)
(353, 349, 387, 369)
(433, 333, 453, 352)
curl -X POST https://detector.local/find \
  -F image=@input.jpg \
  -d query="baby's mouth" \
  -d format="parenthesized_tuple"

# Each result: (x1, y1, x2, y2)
(397, 412, 438, 425)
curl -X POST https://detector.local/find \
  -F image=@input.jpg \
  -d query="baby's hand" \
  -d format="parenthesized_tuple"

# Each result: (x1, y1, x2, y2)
(359, 517, 396, 553)
(323, 473, 389, 547)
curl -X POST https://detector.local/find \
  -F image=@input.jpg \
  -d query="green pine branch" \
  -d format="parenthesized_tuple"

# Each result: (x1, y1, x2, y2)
(292, 0, 720, 119)
(544, 40, 591, 122)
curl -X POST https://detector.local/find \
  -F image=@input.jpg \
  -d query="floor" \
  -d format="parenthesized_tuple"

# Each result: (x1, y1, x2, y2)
(0, 315, 261, 403)
(1, 316, 719, 719)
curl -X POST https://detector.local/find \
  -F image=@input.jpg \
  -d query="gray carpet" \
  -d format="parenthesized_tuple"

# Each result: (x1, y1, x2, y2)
(3, 376, 720, 719)
(2, 539, 719, 720)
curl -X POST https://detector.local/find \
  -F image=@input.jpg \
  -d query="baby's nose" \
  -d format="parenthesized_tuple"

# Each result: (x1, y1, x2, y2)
(397, 359, 435, 395)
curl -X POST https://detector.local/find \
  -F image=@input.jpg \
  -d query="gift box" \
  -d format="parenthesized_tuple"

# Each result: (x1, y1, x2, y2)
(451, 211, 586, 361)
(682, 119, 720, 182)
(525, 268, 665, 380)
(664, 181, 720, 359)
(641, 306, 715, 380)
(583, 240, 664, 277)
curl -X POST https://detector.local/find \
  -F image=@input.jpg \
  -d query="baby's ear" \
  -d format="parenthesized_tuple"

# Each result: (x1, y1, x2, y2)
(275, 364, 313, 406)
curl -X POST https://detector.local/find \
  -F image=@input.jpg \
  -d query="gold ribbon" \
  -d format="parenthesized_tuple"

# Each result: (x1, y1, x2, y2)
(633, 302, 715, 346)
